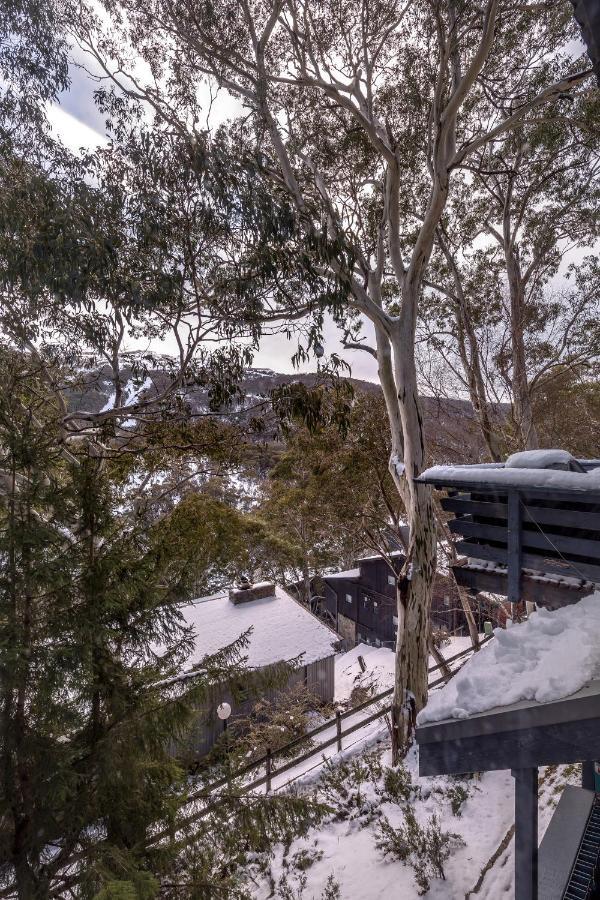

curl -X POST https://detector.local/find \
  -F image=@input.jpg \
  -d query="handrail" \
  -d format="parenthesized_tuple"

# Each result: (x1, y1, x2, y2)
(183, 633, 493, 804)
(175, 634, 493, 805)
(145, 641, 486, 849)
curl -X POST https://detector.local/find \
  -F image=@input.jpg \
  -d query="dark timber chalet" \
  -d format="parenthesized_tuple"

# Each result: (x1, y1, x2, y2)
(416, 452, 600, 900)
(322, 549, 494, 649)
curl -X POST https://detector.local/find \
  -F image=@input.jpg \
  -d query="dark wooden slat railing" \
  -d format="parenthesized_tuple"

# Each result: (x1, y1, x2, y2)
(438, 483, 600, 603)
(442, 495, 600, 532)
(455, 540, 600, 584)
(449, 518, 600, 560)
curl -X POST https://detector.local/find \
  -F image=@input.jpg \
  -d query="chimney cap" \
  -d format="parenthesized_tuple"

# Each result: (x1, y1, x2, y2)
(229, 581, 275, 604)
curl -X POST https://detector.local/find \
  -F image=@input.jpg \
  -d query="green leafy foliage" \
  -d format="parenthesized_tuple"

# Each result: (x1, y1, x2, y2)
(230, 684, 325, 765)
(254, 390, 404, 601)
(446, 783, 470, 817)
(319, 749, 384, 825)
(0, 351, 285, 897)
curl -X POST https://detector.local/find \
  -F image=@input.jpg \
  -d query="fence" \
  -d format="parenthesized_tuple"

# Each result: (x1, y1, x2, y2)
(148, 633, 494, 843)
(3, 635, 492, 899)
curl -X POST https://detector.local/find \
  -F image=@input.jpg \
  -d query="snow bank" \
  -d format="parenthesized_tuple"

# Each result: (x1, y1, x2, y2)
(335, 636, 475, 703)
(335, 644, 396, 701)
(505, 448, 575, 469)
(418, 592, 600, 725)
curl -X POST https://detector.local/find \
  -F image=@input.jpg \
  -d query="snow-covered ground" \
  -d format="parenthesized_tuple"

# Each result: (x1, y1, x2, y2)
(245, 631, 588, 898)
(335, 637, 474, 702)
(257, 744, 582, 899)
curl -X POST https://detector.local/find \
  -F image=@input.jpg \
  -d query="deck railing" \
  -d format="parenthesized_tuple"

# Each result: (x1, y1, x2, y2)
(419, 463, 600, 608)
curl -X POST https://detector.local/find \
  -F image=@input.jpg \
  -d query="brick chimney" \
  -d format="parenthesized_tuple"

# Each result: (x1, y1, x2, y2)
(229, 581, 275, 605)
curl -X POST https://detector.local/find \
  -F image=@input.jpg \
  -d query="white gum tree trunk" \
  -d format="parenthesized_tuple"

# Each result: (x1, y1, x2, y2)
(94, 0, 590, 757)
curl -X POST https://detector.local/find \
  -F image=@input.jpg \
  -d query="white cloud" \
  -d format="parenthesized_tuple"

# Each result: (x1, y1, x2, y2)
(46, 103, 108, 152)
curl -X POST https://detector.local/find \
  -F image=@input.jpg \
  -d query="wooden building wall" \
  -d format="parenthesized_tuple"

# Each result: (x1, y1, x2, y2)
(324, 555, 486, 648)
(175, 655, 335, 759)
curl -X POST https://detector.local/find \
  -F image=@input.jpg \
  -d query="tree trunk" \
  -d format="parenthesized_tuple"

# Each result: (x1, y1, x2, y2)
(302, 560, 312, 607)
(439, 229, 503, 462)
(14, 856, 47, 900)
(505, 240, 539, 450)
(441, 514, 481, 651)
(392, 481, 437, 756)
(455, 304, 503, 462)
(390, 330, 437, 760)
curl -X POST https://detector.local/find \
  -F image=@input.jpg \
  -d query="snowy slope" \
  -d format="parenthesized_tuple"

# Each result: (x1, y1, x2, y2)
(335, 637, 474, 702)
(246, 635, 583, 899)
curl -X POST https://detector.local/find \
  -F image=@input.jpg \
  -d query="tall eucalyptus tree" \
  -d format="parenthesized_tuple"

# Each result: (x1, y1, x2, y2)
(70, 0, 595, 751)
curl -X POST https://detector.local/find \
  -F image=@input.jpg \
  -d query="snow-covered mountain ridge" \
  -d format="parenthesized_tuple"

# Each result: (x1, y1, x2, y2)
(64, 363, 489, 460)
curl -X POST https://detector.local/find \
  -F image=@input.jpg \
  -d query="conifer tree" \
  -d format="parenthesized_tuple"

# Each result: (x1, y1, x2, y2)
(0, 350, 323, 899)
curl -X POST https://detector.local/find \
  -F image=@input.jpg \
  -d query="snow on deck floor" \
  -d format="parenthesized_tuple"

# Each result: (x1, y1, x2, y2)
(419, 592, 600, 724)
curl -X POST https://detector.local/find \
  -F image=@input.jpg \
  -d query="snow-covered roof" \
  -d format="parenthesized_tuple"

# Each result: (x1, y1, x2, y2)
(323, 568, 360, 581)
(356, 550, 404, 563)
(420, 463, 600, 493)
(417, 590, 600, 726)
(178, 585, 338, 672)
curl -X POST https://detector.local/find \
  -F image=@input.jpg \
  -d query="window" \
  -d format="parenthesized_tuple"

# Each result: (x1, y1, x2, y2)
(444, 595, 450, 607)
(345, 593, 352, 603)
(388, 574, 396, 586)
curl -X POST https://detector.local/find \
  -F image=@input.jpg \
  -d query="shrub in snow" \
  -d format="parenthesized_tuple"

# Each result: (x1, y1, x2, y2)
(277, 871, 341, 900)
(347, 679, 378, 708)
(277, 871, 309, 900)
(375, 809, 464, 895)
(445, 783, 470, 816)
(374, 815, 412, 863)
(319, 749, 384, 824)
(381, 764, 421, 805)
(320, 874, 342, 900)
(430, 626, 451, 649)
(286, 846, 324, 872)
(231, 684, 322, 763)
